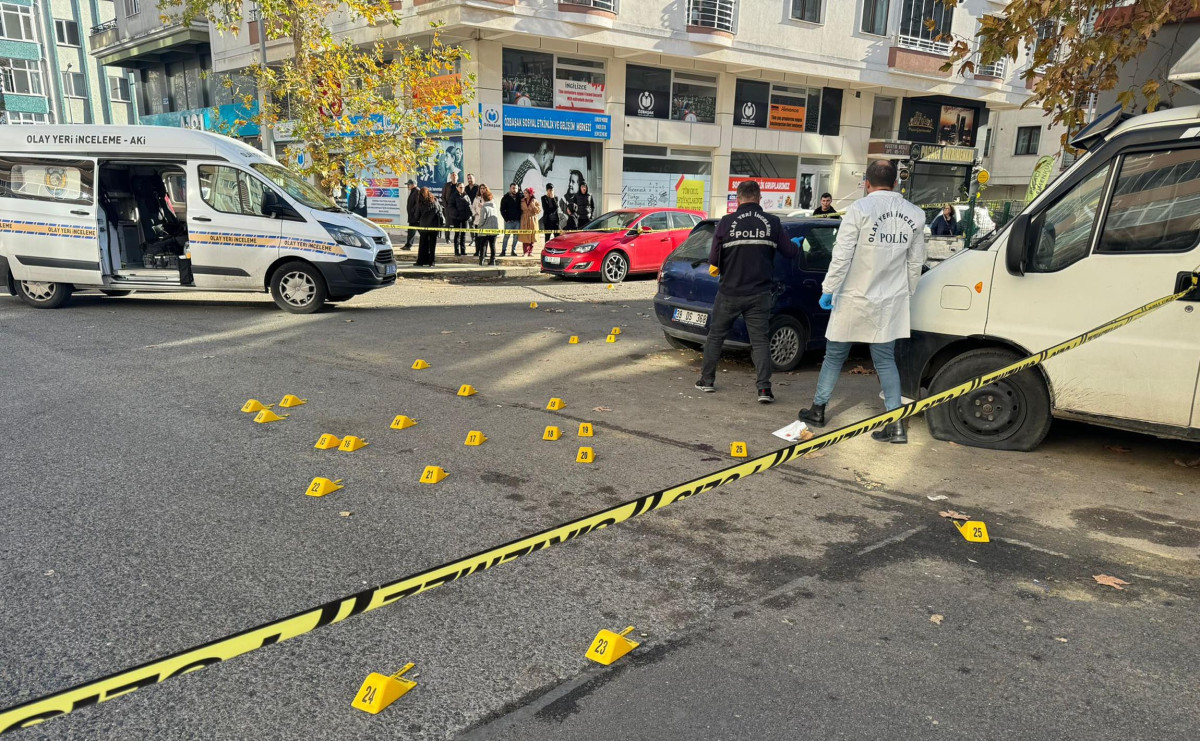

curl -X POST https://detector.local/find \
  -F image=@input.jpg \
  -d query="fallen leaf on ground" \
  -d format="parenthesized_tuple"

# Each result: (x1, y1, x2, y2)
(927, 494, 950, 501)
(848, 365, 876, 375)
(1105, 445, 1131, 454)
(1093, 574, 1130, 590)
(339, 511, 352, 518)
(1126, 483, 1154, 494)
(929, 614, 944, 625)
(799, 429, 815, 441)
(593, 406, 613, 412)
(802, 451, 825, 459)
(939, 510, 970, 521)
(440, 330, 453, 334)
(1055, 637, 1069, 643)
(1175, 457, 1200, 468)
(487, 332, 502, 336)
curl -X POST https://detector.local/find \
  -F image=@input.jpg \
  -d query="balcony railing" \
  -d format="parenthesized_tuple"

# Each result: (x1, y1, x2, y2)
(561, 0, 617, 11)
(896, 32, 952, 56)
(88, 19, 119, 52)
(687, 0, 737, 33)
(975, 58, 1006, 78)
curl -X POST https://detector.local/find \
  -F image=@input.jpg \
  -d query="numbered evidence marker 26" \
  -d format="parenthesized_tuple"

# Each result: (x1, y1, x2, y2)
(586, 626, 639, 666)
(352, 663, 416, 715)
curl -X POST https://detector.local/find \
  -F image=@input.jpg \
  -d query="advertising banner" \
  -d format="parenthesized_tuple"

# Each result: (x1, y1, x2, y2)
(555, 79, 606, 113)
(620, 172, 711, 212)
(502, 105, 611, 140)
(726, 176, 796, 213)
(364, 175, 403, 222)
(768, 103, 806, 132)
(733, 80, 770, 128)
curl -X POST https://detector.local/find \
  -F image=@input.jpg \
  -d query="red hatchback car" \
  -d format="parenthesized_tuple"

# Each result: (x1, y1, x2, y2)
(540, 208, 706, 283)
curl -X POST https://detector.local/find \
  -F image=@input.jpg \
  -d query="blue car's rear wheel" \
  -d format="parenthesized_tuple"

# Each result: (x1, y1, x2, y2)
(768, 316, 807, 372)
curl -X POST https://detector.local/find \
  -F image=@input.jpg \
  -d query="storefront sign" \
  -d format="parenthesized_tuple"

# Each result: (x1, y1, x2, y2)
(140, 101, 259, 137)
(733, 80, 769, 128)
(900, 98, 980, 147)
(621, 172, 711, 212)
(555, 79, 605, 113)
(480, 103, 502, 131)
(768, 103, 805, 132)
(910, 144, 976, 164)
(867, 140, 912, 158)
(502, 105, 610, 140)
(413, 74, 462, 108)
(726, 176, 796, 212)
(675, 178, 707, 212)
(625, 65, 672, 119)
(365, 175, 403, 222)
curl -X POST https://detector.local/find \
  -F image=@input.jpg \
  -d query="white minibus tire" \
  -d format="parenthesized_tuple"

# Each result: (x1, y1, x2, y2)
(925, 347, 1052, 451)
(270, 261, 328, 314)
(17, 280, 72, 309)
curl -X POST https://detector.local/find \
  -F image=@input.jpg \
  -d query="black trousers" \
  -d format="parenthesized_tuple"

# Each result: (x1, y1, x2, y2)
(416, 231, 438, 266)
(475, 235, 496, 263)
(452, 219, 468, 254)
(700, 291, 774, 390)
(403, 223, 417, 249)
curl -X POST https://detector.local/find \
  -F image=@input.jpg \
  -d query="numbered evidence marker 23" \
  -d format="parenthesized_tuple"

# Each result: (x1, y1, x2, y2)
(586, 626, 639, 666)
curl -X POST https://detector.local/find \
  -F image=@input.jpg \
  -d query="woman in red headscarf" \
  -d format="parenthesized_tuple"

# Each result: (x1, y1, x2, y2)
(519, 187, 541, 256)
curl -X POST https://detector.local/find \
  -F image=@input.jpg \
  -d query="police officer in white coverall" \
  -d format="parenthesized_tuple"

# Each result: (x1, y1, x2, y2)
(798, 159, 926, 444)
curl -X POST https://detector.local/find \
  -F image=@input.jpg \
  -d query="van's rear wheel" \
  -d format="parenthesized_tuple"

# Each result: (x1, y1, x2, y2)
(926, 348, 1051, 451)
(270, 262, 327, 314)
(17, 280, 71, 309)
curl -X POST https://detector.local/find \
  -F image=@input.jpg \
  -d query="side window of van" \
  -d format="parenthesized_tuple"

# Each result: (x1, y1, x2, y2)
(198, 165, 270, 218)
(1029, 165, 1109, 272)
(801, 226, 837, 272)
(1096, 148, 1200, 254)
(0, 157, 93, 205)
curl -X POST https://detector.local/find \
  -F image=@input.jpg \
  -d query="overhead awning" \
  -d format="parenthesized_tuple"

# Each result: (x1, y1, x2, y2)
(1169, 37, 1200, 92)
(94, 25, 209, 68)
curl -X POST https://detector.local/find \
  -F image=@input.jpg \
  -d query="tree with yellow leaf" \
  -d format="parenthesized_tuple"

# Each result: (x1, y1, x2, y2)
(941, 0, 1200, 136)
(163, 0, 474, 190)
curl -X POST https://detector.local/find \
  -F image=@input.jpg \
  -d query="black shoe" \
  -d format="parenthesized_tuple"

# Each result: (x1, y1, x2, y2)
(757, 388, 775, 404)
(695, 379, 715, 393)
(871, 421, 908, 444)
(798, 403, 826, 427)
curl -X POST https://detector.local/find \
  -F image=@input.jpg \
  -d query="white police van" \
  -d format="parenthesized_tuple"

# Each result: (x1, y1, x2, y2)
(0, 126, 396, 313)
(901, 103, 1200, 450)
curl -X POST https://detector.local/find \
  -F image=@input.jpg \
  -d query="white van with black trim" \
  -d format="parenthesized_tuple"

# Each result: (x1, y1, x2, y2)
(900, 104, 1200, 450)
(0, 126, 396, 313)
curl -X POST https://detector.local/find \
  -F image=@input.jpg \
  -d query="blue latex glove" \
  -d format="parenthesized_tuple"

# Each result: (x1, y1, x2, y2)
(819, 293, 835, 311)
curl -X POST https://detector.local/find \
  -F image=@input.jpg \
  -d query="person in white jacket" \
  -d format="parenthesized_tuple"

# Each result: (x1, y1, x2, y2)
(798, 159, 926, 444)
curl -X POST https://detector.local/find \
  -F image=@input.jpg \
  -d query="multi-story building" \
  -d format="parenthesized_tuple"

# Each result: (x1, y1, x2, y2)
(1, 0, 135, 124)
(209, 0, 1049, 217)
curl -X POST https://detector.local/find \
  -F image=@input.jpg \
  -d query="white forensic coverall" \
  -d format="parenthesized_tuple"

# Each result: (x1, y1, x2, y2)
(822, 190, 926, 344)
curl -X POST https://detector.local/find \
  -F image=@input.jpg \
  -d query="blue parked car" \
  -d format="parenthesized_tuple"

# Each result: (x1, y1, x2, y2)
(653, 217, 839, 371)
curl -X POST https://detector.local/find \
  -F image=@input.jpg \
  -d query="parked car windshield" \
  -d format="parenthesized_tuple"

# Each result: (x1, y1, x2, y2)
(672, 222, 716, 261)
(251, 163, 340, 211)
(583, 211, 642, 232)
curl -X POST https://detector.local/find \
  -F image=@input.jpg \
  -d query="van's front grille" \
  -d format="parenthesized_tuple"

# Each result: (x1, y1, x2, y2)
(375, 249, 394, 264)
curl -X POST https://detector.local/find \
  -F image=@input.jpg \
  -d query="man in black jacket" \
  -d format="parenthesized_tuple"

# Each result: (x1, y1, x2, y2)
(696, 179, 799, 403)
(441, 172, 459, 242)
(812, 192, 840, 219)
(499, 183, 522, 256)
(403, 179, 418, 250)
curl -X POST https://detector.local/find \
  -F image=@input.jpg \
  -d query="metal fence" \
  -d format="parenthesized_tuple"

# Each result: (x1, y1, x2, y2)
(561, 0, 617, 11)
(687, 0, 737, 32)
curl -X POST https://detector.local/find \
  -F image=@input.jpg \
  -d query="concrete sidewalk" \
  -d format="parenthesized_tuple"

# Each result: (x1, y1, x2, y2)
(389, 234, 547, 280)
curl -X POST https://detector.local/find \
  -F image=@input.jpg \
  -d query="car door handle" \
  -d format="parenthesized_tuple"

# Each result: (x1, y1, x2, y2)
(802, 279, 820, 289)
(192, 216, 212, 222)
(71, 209, 90, 216)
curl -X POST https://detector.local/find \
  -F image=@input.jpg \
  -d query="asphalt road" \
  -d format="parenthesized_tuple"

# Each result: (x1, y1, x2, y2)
(1, 277, 1197, 739)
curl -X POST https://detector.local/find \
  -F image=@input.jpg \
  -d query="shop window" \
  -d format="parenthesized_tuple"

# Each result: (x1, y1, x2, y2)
(1097, 149, 1200, 254)
(555, 56, 605, 112)
(736, 79, 830, 134)
(870, 96, 895, 139)
(502, 49, 554, 108)
(623, 148, 712, 210)
(671, 72, 717, 123)
(1015, 126, 1040, 156)
(626, 64, 672, 119)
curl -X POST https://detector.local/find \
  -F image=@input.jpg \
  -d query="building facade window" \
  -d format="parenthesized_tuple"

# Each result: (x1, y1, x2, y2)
(124, 0, 140, 16)
(108, 74, 130, 102)
(870, 96, 895, 139)
(1, 58, 44, 95)
(0, 4, 36, 41)
(790, 0, 821, 23)
(502, 49, 554, 108)
(554, 56, 605, 113)
(861, 0, 889, 36)
(626, 64, 716, 123)
(898, 0, 953, 54)
(622, 145, 712, 210)
(61, 71, 87, 98)
(1015, 126, 1041, 156)
(54, 19, 80, 46)
(734, 79, 832, 134)
(687, 0, 736, 32)
(5, 111, 47, 124)
(560, 0, 616, 10)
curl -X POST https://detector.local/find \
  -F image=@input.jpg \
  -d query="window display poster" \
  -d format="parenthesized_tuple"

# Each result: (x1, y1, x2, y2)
(502, 49, 554, 108)
(733, 79, 770, 128)
(768, 103, 806, 132)
(621, 172, 711, 211)
(900, 98, 979, 147)
(726, 176, 796, 212)
(555, 78, 606, 112)
(938, 105, 976, 146)
(415, 137, 463, 189)
(361, 171, 403, 222)
(625, 65, 672, 119)
(504, 136, 596, 203)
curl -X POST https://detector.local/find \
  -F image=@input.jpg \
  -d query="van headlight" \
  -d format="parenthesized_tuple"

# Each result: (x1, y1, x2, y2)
(570, 242, 598, 253)
(319, 222, 374, 250)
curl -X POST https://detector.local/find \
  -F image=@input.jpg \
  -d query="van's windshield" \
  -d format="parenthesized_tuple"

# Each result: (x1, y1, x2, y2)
(251, 163, 340, 211)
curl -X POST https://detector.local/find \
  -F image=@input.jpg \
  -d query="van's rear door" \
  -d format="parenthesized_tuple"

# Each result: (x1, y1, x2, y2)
(0, 155, 103, 286)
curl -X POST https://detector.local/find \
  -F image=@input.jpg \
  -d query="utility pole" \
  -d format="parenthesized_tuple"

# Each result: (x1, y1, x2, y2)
(255, 3, 273, 157)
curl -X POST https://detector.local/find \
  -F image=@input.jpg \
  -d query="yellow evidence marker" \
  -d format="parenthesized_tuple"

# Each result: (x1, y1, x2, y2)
(578, 422, 594, 437)
(254, 409, 288, 423)
(351, 663, 417, 715)
(306, 477, 344, 497)
(390, 415, 417, 430)
(607, 284, 614, 290)
(457, 384, 477, 397)
(314, 434, 342, 450)
(611, 327, 621, 335)
(546, 397, 566, 411)
(530, 301, 539, 309)
(411, 359, 431, 370)
(241, 399, 273, 413)
(568, 336, 579, 344)
(464, 431, 487, 446)
(339, 435, 368, 452)
(576, 447, 595, 464)
(954, 520, 991, 543)
(730, 442, 748, 458)
(420, 466, 448, 484)
(279, 394, 307, 408)
(543, 426, 561, 441)
(605, 334, 617, 343)
(586, 626, 639, 666)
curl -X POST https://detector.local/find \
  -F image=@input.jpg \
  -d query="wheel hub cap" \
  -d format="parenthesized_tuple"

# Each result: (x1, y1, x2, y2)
(281, 272, 314, 306)
(22, 281, 54, 301)
(956, 387, 1018, 433)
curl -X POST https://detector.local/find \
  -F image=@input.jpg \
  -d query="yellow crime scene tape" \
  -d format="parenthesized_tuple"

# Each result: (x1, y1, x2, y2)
(1, 275, 1195, 733)
(380, 224, 630, 236)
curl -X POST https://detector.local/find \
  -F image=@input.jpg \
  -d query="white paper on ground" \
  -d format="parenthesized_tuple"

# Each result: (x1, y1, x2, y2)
(773, 420, 810, 442)
(879, 390, 916, 404)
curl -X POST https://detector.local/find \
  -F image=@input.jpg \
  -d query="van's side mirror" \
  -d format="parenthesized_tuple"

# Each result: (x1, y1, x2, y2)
(262, 192, 299, 221)
(1005, 213, 1032, 276)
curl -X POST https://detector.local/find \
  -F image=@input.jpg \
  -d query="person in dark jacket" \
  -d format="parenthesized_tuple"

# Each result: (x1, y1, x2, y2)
(499, 183, 522, 256)
(696, 179, 799, 404)
(541, 184, 565, 240)
(572, 181, 595, 227)
(414, 188, 441, 267)
(447, 182, 471, 255)
(811, 192, 840, 219)
(463, 174, 480, 242)
(930, 205, 960, 236)
(403, 179, 418, 250)
(441, 172, 459, 242)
